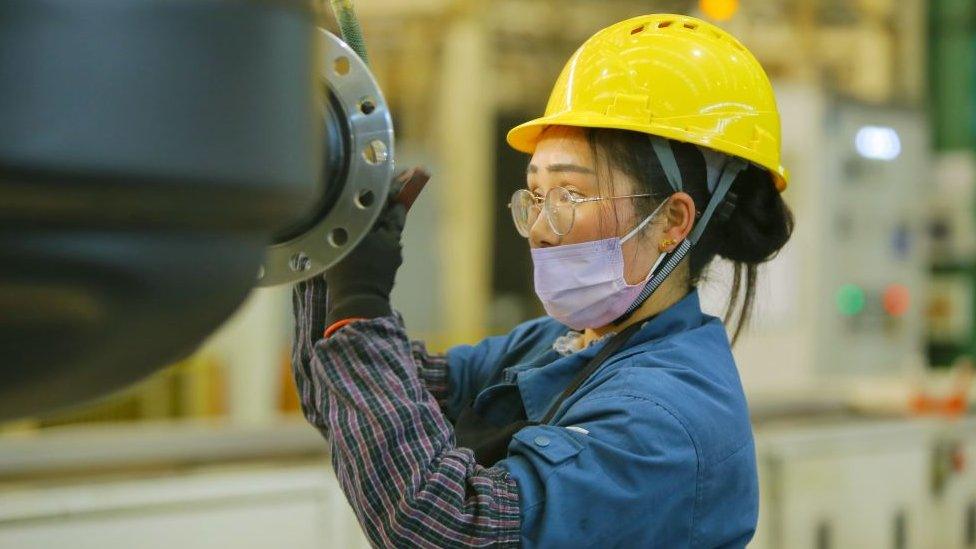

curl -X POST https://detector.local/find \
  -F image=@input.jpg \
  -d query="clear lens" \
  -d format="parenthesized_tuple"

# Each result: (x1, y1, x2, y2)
(509, 189, 540, 237)
(544, 186, 576, 236)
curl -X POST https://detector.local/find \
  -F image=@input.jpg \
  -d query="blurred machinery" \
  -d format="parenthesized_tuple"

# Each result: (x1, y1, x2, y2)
(0, 0, 395, 420)
(928, 152, 976, 371)
(706, 86, 930, 397)
(751, 417, 976, 549)
(819, 101, 928, 377)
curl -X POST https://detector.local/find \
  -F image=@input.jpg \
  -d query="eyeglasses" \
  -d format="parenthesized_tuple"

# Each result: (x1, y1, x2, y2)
(508, 186, 657, 237)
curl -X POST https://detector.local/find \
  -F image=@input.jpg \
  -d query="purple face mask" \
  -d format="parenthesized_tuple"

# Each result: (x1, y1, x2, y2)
(531, 200, 669, 330)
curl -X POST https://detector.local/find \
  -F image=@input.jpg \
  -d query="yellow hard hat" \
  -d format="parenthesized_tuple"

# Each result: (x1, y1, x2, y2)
(507, 14, 788, 191)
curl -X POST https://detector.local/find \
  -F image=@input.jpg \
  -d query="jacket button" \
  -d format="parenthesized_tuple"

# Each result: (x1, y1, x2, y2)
(534, 436, 550, 447)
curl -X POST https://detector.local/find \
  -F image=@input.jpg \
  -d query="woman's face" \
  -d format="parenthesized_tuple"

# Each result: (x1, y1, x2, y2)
(526, 126, 661, 285)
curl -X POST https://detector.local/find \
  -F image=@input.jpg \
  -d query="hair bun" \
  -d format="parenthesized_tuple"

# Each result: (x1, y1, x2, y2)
(716, 165, 794, 264)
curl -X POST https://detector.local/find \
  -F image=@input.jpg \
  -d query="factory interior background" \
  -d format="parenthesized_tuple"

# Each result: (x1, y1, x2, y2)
(2, 0, 976, 547)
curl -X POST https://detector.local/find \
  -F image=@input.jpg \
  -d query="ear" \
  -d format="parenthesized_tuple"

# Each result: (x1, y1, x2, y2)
(661, 192, 696, 249)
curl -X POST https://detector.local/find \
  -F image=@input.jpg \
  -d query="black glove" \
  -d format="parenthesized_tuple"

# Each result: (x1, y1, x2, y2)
(324, 201, 407, 327)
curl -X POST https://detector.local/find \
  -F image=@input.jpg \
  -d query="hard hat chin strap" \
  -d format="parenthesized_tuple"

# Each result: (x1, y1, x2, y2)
(612, 139, 746, 325)
(650, 136, 683, 193)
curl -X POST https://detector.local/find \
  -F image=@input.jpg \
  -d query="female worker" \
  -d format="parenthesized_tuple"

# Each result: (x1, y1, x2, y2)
(293, 14, 793, 548)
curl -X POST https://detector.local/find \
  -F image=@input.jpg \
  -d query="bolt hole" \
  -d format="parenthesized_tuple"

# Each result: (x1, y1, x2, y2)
(355, 190, 375, 209)
(334, 56, 350, 76)
(362, 140, 389, 165)
(684, 23, 698, 30)
(658, 21, 673, 28)
(631, 25, 645, 35)
(329, 228, 349, 247)
(360, 98, 376, 115)
(289, 252, 311, 272)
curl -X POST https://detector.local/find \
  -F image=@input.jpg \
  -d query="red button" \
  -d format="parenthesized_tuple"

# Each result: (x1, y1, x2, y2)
(883, 284, 910, 317)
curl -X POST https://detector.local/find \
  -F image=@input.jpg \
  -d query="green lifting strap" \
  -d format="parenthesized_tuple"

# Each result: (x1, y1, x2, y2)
(330, 0, 370, 65)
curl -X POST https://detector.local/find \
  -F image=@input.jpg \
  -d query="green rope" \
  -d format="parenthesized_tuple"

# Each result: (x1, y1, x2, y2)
(329, 0, 370, 65)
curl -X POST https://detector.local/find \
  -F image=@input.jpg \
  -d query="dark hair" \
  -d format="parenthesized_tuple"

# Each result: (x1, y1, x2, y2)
(585, 128, 794, 345)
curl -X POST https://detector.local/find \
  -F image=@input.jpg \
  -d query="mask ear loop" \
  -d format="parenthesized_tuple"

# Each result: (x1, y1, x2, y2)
(611, 144, 747, 326)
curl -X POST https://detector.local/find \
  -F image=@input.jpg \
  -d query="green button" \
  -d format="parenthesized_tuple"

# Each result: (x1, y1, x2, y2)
(836, 284, 866, 316)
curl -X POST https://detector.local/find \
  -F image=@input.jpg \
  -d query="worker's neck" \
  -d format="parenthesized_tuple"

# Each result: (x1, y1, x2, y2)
(581, 264, 690, 348)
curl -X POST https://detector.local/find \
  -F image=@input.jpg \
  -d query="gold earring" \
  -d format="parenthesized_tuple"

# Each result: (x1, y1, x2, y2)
(658, 238, 675, 252)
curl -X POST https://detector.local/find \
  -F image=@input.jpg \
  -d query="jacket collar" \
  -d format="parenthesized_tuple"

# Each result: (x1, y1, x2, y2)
(515, 289, 706, 420)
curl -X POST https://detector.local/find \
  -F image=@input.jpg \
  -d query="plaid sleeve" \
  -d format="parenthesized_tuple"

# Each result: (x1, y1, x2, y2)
(409, 339, 450, 409)
(298, 314, 521, 548)
(293, 278, 451, 408)
(292, 278, 330, 431)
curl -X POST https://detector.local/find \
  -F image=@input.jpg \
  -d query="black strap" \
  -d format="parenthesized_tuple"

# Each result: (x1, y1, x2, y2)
(539, 322, 643, 424)
(454, 404, 535, 466)
(453, 321, 643, 467)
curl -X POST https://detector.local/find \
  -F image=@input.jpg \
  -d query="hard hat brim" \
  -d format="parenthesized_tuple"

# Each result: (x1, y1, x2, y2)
(507, 113, 789, 192)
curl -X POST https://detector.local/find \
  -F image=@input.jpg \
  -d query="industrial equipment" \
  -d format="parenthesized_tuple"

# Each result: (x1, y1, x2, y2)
(0, 0, 394, 419)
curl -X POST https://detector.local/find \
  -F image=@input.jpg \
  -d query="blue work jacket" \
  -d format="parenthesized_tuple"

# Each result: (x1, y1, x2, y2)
(445, 290, 758, 548)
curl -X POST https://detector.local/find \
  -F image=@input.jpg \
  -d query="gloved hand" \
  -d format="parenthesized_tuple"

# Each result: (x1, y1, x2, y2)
(292, 170, 417, 428)
(324, 201, 407, 327)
